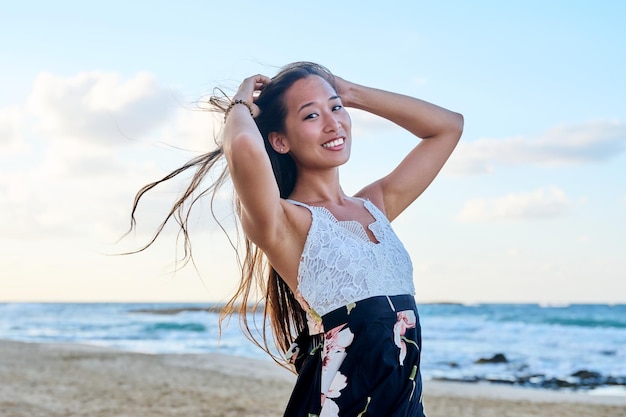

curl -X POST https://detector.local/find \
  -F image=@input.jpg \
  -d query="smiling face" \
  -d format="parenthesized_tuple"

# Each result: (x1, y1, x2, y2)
(271, 75, 352, 171)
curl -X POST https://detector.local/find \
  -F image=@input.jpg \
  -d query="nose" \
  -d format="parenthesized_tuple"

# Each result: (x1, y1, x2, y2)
(323, 112, 341, 132)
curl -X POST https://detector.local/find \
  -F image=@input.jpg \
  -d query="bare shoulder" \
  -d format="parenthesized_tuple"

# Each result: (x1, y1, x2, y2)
(243, 199, 312, 290)
(280, 199, 313, 235)
(354, 182, 388, 216)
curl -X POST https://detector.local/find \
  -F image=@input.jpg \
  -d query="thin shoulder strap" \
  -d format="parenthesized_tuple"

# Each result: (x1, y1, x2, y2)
(286, 199, 318, 218)
(286, 199, 311, 209)
(359, 198, 390, 223)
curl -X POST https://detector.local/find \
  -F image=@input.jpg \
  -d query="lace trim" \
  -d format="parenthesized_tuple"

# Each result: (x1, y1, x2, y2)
(313, 205, 380, 244)
(289, 198, 415, 318)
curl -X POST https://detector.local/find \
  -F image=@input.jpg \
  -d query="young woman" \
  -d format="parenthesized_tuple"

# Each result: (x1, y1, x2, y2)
(129, 62, 463, 416)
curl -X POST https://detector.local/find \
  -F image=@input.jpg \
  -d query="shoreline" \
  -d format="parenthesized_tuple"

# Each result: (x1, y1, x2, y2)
(1, 339, 626, 417)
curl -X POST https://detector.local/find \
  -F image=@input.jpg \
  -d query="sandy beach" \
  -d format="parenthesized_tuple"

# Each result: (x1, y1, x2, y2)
(1, 339, 624, 417)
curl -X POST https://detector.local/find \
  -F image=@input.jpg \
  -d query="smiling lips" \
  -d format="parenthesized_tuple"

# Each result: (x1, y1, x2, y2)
(322, 137, 345, 149)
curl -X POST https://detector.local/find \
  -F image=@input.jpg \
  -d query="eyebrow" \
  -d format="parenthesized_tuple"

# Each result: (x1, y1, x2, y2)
(297, 95, 341, 114)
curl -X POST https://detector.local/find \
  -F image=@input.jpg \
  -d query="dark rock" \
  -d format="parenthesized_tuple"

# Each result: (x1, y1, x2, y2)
(475, 353, 508, 364)
(432, 376, 479, 383)
(604, 376, 626, 386)
(542, 378, 577, 389)
(571, 370, 602, 380)
(517, 374, 545, 384)
(430, 364, 626, 392)
(486, 377, 516, 385)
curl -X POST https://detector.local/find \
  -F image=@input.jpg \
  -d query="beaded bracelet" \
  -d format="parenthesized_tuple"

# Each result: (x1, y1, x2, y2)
(224, 99, 253, 122)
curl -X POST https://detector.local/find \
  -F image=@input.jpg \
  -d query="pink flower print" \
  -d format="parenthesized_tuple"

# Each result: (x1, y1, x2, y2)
(321, 324, 354, 397)
(325, 324, 354, 348)
(320, 371, 348, 412)
(326, 372, 347, 399)
(393, 310, 417, 365)
(319, 397, 340, 417)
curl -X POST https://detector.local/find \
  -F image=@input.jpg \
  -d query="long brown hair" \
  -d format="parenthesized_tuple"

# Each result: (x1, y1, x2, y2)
(125, 62, 337, 366)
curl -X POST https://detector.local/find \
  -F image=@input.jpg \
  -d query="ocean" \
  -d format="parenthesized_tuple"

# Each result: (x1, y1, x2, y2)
(1, 302, 625, 395)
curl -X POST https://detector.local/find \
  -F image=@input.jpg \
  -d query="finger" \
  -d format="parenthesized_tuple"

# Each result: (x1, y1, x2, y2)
(248, 74, 269, 83)
(254, 75, 272, 87)
(253, 76, 271, 97)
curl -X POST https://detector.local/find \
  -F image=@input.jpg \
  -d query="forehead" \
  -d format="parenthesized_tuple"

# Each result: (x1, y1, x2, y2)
(284, 75, 336, 108)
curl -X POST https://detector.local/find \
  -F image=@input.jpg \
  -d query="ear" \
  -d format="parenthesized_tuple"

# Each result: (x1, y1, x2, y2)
(268, 132, 289, 154)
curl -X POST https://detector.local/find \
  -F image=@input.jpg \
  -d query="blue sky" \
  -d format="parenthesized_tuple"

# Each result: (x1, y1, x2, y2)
(1, 1, 624, 303)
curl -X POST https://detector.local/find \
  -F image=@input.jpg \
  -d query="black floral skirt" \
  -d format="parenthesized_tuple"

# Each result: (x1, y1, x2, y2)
(283, 295, 425, 417)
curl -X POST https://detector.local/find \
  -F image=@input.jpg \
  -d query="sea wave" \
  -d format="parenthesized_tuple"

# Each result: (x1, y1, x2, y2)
(1, 302, 625, 393)
(143, 322, 208, 332)
(542, 317, 626, 329)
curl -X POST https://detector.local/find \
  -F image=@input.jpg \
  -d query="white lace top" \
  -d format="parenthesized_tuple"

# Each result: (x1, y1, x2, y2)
(289, 198, 415, 317)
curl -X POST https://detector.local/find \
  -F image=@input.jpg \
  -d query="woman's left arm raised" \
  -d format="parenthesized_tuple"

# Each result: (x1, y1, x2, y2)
(338, 77, 464, 220)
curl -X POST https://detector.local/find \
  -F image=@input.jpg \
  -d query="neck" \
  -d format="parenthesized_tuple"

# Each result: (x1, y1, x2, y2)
(288, 168, 347, 205)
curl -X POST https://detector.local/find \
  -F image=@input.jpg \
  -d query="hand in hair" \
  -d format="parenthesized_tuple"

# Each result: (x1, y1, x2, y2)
(231, 74, 272, 118)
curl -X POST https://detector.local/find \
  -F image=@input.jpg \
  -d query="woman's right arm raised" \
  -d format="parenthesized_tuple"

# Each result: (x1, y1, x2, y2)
(222, 75, 286, 248)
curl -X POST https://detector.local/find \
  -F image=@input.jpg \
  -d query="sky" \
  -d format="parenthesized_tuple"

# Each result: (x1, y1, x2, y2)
(1, 1, 624, 303)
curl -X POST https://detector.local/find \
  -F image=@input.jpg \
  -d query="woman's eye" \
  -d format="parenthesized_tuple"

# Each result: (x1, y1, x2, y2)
(304, 113, 319, 120)
(332, 105, 343, 111)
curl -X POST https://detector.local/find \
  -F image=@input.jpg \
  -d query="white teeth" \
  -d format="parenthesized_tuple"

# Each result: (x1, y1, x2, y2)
(322, 138, 344, 148)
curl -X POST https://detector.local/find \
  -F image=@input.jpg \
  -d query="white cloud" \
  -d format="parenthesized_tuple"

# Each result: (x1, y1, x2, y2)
(27, 71, 176, 146)
(0, 70, 227, 244)
(0, 106, 21, 145)
(447, 120, 626, 175)
(457, 186, 572, 223)
(159, 104, 222, 152)
(0, 105, 31, 157)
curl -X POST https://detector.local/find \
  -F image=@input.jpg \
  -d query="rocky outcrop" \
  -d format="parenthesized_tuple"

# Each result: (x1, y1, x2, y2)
(434, 367, 626, 391)
(475, 353, 508, 364)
